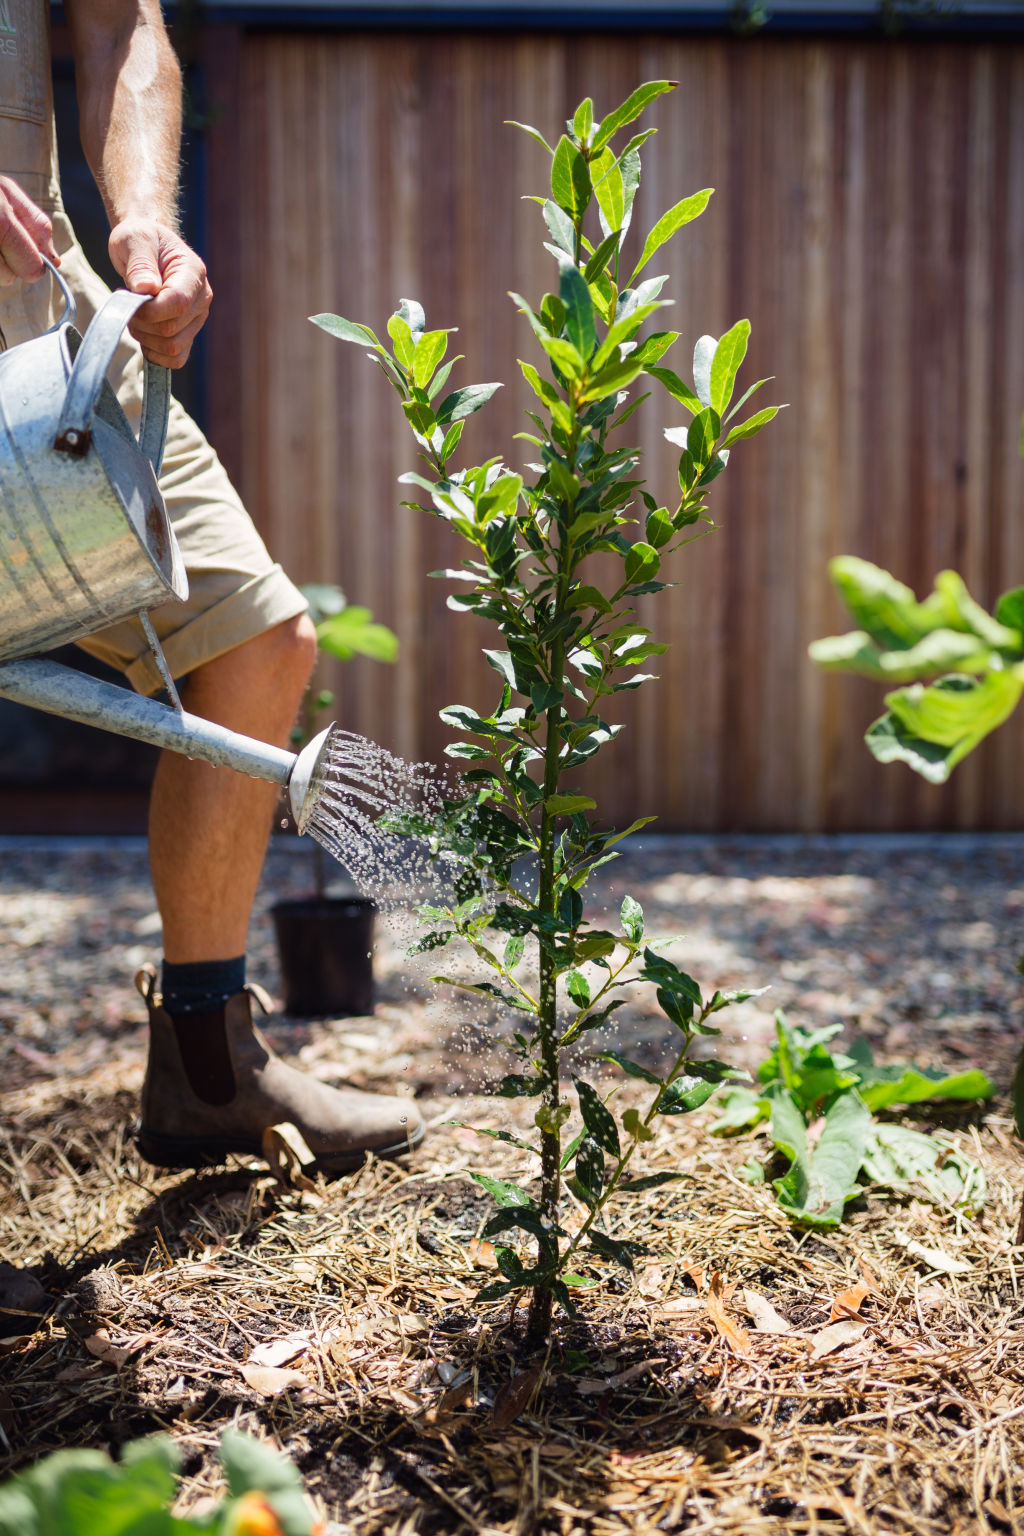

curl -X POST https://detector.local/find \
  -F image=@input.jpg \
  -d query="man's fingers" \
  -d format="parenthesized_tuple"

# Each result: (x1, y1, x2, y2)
(129, 307, 209, 369)
(0, 179, 58, 284)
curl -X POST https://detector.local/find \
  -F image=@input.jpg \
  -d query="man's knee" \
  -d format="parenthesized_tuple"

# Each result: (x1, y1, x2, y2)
(186, 612, 318, 711)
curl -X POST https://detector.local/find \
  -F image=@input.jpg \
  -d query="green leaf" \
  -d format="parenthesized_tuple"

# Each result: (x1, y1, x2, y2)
(595, 1049, 661, 1085)
(624, 541, 660, 585)
(505, 119, 554, 152)
(543, 199, 576, 257)
(573, 1135, 606, 1201)
(687, 406, 720, 466)
(770, 1085, 871, 1229)
(708, 318, 750, 415)
(629, 188, 713, 283)
(574, 1078, 621, 1155)
(221, 1429, 315, 1535)
(722, 404, 782, 447)
(648, 366, 703, 414)
(316, 606, 399, 663)
(436, 382, 503, 424)
(586, 1230, 644, 1270)
(475, 1279, 518, 1302)
(620, 894, 644, 943)
(710, 1087, 771, 1134)
(471, 1173, 534, 1208)
(545, 793, 597, 815)
(559, 261, 598, 361)
(551, 134, 592, 220)
(387, 311, 415, 371)
(584, 230, 622, 281)
(621, 1106, 654, 1142)
(309, 312, 381, 349)
(412, 329, 450, 388)
(566, 970, 592, 1008)
(580, 358, 645, 403)
(496, 1074, 545, 1098)
(657, 1075, 718, 1114)
(856, 1064, 994, 1111)
(573, 96, 595, 143)
(870, 671, 1024, 783)
(692, 334, 717, 408)
(592, 80, 676, 151)
(591, 146, 625, 235)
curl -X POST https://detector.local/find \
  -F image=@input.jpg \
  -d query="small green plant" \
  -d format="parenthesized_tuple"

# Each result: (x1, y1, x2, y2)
(312, 81, 782, 1341)
(713, 1013, 993, 1226)
(0, 1430, 321, 1536)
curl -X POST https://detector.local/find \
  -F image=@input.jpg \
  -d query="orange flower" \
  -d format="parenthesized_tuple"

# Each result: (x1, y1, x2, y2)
(224, 1491, 285, 1536)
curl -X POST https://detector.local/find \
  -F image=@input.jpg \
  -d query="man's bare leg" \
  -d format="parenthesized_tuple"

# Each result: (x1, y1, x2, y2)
(148, 613, 318, 962)
(137, 609, 426, 1172)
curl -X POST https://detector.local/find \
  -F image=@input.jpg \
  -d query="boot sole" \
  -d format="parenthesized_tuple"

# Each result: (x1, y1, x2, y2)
(135, 1118, 425, 1175)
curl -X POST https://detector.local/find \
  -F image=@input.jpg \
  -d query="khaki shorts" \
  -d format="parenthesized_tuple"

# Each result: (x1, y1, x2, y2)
(0, 211, 307, 695)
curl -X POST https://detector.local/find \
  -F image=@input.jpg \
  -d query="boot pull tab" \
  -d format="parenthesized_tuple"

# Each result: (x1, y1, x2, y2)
(135, 963, 159, 1004)
(245, 981, 274, 1016)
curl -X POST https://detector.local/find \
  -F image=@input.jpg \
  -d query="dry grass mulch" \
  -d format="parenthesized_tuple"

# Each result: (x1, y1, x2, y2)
(1, 834, 1024, 1534)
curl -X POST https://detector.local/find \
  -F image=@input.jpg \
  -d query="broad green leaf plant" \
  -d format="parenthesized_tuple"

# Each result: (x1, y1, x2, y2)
(810, 557, 1024, 785)
(713, 1013, 992, 1227)
(810, 555, 1024, 1142)
(312, 81, 782, 1343)
(0, 1430, 322, 1536)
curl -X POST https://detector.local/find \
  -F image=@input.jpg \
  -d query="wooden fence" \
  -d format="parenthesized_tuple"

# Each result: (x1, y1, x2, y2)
(199, 27, 1024, 831)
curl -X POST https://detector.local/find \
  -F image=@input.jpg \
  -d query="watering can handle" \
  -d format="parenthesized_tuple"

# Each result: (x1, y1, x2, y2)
(54, 286, 171, 475)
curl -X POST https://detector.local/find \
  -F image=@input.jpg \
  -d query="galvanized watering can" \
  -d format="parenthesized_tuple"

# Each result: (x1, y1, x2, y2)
(0, 260, 336, 828)
(0, 257, 186, 660)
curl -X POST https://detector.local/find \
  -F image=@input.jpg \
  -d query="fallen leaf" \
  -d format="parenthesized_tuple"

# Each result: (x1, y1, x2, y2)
(248, 1330, 313, 1369)
(439, 1376, 476, 1411)
(241, 1363, 310, 1396)
(492, 1365, 543, 1429)
(830, 1280, 870, 1320)
(291, 1259, 319, 1286)
(261, 1122, 318, 1192)
(83, 1330, 154, 1368)
(743, 1289, 792, 1335)
(397, 1312, 431, 1336)
(653, 1296, 703, 1317)
(54, 1366, 100, 1384)
(681, 1260, 705, 1293)
(900, 1239, 973, 1276)
(810, 1318, 868, 1361)
(468, 1238, 497, 1269)
(707, 1274, 752, 1357)
(916, 1283, 948, 1312)
(858, 1259, 881, 1294)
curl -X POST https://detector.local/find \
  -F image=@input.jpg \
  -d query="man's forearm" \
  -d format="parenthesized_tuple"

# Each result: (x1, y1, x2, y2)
(67, 0, 182, 232)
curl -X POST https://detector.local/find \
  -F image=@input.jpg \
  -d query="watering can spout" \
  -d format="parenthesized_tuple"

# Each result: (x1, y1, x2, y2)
(0, 657, 333, 831)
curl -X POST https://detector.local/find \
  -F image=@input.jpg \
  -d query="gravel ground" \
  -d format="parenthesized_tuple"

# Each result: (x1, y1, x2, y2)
(0, 831, 1022, 1104)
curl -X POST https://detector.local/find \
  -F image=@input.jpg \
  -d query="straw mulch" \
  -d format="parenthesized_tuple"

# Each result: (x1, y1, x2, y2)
(1, 835, 1023, 1535)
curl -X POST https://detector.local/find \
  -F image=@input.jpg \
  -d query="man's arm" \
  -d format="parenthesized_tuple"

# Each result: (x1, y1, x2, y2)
(65, 0, 212, 367)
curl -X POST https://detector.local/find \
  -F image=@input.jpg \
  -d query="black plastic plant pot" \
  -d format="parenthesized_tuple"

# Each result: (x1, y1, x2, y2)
(271, 895, 376, 1017)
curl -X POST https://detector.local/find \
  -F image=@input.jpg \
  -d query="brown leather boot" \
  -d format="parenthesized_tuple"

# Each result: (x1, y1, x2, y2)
(134, 966, 425, 1174)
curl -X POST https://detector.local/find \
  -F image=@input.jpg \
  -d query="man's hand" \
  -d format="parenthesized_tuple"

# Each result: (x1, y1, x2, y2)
(0, 176, 59, 285)
(109, 216, 213, 369)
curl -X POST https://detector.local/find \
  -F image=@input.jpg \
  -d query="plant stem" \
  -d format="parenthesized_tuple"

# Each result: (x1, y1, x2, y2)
(527, 628, 566, 1346)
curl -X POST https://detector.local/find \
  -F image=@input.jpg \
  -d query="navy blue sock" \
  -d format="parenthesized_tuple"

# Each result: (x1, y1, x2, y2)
(160, 956, 246, 1017)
